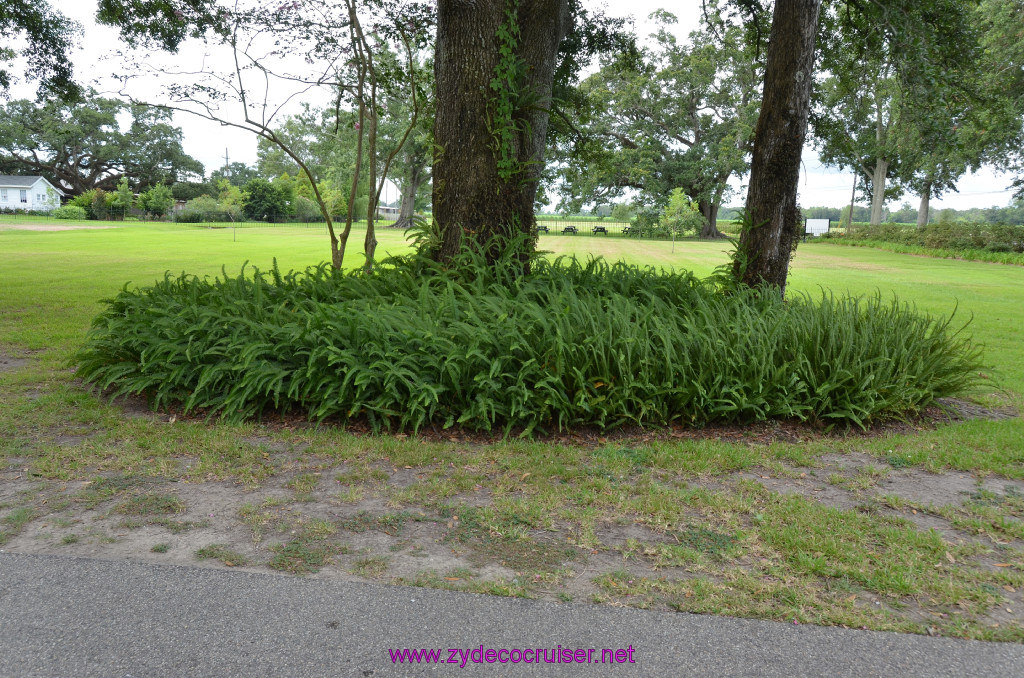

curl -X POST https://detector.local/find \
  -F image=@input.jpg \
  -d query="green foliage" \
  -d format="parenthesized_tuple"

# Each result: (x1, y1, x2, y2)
(69, 190, 97, 218)
(110, 177, 135, 218)
(171, 181, 214, 201)
(660, 189, 704, 236)
(0, 0, 79, 98)
(292, 195, 322, 221)
(210, 162, 259, 188)
(241, 178, 289, 222)
(175, 195, 239, 223)
(554, 10, 759, 219)
(831, 222, 1024, 254)
(137, 184, 173, 218)
(91, 189, 111, 221)
(610, 203, 636, 222)
(0, 94, 203, 193)
(75, 250, 982, 434)
(52, 205, 88, 220)
(489, 0, 527, 182)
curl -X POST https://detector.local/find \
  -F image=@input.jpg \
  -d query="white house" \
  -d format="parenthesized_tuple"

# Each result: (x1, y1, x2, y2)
(0, 176, 65, 212)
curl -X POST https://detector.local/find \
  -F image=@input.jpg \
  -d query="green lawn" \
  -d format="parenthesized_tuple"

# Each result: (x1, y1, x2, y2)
(4, 224, 1019, 393)
(2, 222, 1023, 641)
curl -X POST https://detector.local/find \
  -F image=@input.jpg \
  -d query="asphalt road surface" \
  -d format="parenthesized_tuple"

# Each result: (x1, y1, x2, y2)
(1, 552, 1022, 677)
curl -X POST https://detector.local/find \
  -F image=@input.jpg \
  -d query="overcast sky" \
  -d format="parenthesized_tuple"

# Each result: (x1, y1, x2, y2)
(29, 1, 1023, 210)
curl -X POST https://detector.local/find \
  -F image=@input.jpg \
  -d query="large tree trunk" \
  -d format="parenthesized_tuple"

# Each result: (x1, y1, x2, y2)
(733, 0, 822, 295)
(869, 158, 889, 225)
(843, 173, 857, 229)
(392, 158, 425, 231)
(698, 200, 725, 239)
(917, 179, 932, 228)
(432, 0, 570, 268)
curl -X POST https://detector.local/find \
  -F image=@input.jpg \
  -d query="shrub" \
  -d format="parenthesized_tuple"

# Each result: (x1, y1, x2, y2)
(629, 209, 667, 238)
(292, 195, 322, 222)
(0, 207, 50, 216)
(70, 190, 100, 219)
(75, 251, 983, 434)
(52, 205, 88, 220)
(241, 178, 288, 221)
(845, 222, 1024, 253)
(138, 185, 174, 219)
(176, 196, 238, 223)
(660, 189, 704, 236)
(91, 189, 112, 220)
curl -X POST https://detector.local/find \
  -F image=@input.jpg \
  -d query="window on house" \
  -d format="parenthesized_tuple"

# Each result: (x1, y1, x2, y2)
(1, 189, 7, 202)
(20, 189, 28, 203)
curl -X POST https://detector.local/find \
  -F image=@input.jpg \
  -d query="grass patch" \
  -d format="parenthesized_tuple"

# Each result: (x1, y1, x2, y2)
(287, 473, 320, 495)
(351, 556, 390, 578)
(396, 570, 531, 598)
(440, 504, 580, 572)
(196, 543, 250, 567)
(114, 492, 186, 516)
(0, 507, 36, 546)
(268, 538, 343, 574)
(337, 511, 412, 536)
(75, 475, 147, 508)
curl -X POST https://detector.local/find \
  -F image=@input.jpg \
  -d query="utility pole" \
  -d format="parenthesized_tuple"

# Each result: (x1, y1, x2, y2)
(224, 148, 230, 178)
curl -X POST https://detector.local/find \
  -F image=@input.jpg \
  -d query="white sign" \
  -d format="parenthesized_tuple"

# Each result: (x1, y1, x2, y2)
(805, 219, 831, 236)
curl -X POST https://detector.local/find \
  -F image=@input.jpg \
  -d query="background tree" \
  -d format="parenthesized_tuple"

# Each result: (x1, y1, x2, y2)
(974, 0, 1024, 201)
(101, 0, 430, 270)
(110, 176, 135, 220)
(241, 178, 289, 222)
(137, 184, 173, 219)
(255, 109, 356, 218)
(812, 0, 1005, 229)
(813, 60, 907, 227)
(210, 162, 260, 187)
(660, 188, 706, 235)
(731, 0, 986, 293)
(0, 93, 203, 194)
(374, 53, 434, 231)
(0, 1, 80, 98)
(554, 8, 763, 239)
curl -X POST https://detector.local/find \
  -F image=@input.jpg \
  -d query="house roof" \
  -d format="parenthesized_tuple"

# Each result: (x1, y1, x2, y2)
(0, 175, 65, 195)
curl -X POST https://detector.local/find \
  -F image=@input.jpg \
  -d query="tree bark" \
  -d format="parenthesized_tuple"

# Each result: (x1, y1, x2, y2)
(392, 159, 424, 231)
(916, 179, 932, 228)
(733, 0, 822, 295)
(698, 200, 725, 239)
(869, 158, 889, 225)
(364, 92, 378, 270)
(843, 172, 857, 229)
(432, 0, 570, 268)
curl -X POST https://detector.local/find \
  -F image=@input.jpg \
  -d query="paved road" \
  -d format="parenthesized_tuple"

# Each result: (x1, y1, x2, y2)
(1, 552, 1022, 677)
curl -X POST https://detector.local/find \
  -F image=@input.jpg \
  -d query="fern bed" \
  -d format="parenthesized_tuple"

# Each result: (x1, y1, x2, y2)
(73, 253, 983, 434)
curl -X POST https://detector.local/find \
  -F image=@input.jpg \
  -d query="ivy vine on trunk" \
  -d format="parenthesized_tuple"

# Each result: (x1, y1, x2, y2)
(432, 0, 570, 270)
